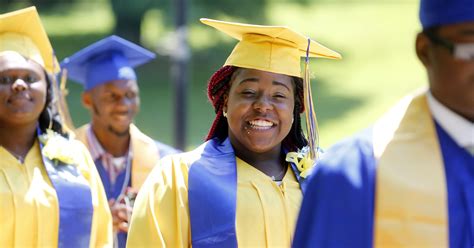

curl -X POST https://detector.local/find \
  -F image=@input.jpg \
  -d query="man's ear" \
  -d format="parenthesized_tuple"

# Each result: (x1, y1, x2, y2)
(81, 91, 93, 110)
(416, 32, 432, 67)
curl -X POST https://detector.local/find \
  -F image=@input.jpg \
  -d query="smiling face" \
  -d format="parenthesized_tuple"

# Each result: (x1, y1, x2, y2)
(0, 51, 47, 128)
(224, 68, 295, 154)
(82, 79, 140, 137)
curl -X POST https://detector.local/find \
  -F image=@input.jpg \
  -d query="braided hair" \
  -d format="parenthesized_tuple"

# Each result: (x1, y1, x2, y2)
(37, 71, 68, 137)
(206, 65, 308, 151)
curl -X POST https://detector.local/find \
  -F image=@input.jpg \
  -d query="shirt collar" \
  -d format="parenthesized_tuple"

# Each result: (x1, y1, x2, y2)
(427, 91, 474, 148)
(86, 126, 107, 161)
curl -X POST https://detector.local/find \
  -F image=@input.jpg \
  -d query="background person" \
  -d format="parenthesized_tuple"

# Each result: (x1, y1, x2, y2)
(0, 6, 112, 247)
(61, 35, 180, 248)
(293, 0, 474, 247)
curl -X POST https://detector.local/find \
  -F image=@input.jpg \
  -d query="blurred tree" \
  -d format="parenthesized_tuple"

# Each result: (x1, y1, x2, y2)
(110, 0, 154, 43)
(30, 0, 71, 9)
(190, 0, 310, 23)
(0, 0, 11, 10)
(110, 0, 312, 45)
(0, 0, 79, 12)
(191, 0, 268, 23)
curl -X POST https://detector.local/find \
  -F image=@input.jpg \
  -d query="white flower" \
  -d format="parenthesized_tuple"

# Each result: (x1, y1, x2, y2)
(39, 129, 77, 165)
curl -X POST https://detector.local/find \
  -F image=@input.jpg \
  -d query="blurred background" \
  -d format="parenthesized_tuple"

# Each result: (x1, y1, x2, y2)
(3, 0, 426, 151)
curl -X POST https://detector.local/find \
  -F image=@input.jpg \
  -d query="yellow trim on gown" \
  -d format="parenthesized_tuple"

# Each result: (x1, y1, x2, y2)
(0, 140, 112, 247)
(127, 155, 302, 247)
(373, 93, 448, 247)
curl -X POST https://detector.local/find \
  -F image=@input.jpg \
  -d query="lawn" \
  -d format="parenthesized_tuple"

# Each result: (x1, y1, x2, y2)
(36, 0, 425, 150)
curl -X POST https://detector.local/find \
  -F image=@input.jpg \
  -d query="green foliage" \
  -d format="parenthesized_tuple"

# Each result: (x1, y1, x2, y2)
(14, 0, 424, 150)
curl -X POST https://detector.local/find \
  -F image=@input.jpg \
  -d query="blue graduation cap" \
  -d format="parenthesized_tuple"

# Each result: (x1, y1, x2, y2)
(420, 0, 474, 30)
(61, 35, 156, 90)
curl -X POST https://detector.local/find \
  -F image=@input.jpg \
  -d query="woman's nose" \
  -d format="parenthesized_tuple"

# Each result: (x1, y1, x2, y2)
(253, 95, 273, 112)
(11, 78, 28, 92)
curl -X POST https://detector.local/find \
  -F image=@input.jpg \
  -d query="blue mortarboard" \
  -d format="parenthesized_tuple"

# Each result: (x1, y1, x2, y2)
(420, 0, 474, 30)
(61, 35, 156, 90)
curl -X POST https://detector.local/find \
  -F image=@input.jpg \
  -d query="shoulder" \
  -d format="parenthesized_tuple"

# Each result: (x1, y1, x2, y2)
(73, 124, 90, 144)
(315, 128, 375, 183)
(154, 140, 181, 157)
(130, 125, 180, 155)
(304, 127, 377, 211)
(144, 143, 209, 188)
(130, 124, 158, 145)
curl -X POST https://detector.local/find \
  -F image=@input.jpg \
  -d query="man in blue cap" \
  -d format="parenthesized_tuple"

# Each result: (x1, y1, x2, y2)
(61, 35, 180, 248)
(293, 0, 474, 247)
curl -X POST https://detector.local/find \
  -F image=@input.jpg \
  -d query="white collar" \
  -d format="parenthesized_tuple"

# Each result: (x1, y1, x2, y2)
(427, 92, 474, 148)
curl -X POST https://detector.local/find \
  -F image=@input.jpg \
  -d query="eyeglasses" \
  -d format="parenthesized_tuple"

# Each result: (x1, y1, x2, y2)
(424, 31, 474, 62)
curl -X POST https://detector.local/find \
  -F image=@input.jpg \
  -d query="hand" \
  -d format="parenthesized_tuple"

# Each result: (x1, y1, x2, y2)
(109, 199, 132, 233)
(124, 187, 138, 207)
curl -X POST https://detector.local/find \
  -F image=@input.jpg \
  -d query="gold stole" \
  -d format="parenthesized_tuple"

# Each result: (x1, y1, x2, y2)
(75, 124, 159, 190)
(372, 91, 448, 247)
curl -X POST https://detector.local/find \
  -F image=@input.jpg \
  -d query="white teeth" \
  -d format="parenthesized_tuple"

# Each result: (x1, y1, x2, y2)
(249, 120, 273, 128)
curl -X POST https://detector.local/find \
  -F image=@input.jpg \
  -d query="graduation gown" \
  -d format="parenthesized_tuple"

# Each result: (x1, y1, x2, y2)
(76, 123, 179, 248)
(0, 139, 112, 247)
(293, 93, 474, 248)
(127, 137, 308, 247)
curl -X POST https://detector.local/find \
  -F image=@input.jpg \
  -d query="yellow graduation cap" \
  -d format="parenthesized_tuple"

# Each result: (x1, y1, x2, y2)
(200, 18, 341, 78)
(0, 6, 59, 73)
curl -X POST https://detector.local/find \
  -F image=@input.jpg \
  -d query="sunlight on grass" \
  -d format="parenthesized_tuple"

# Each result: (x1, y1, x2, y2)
(267, 1, 426, 147)
(41, 2, 114, 36)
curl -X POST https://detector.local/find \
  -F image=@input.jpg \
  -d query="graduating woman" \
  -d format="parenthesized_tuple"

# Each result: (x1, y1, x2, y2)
(127, 18, 341, 247)
(0, 7, 112, 247)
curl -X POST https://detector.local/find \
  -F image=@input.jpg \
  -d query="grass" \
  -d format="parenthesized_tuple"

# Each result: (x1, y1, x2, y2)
(39, 0, 426, 150)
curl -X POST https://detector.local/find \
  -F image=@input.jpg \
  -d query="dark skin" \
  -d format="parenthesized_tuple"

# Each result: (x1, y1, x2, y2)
(0, 51, 47, 161)
(416, 21, 474, 122)
(223, 68, 295, 180)
(81, 79, 140, 157)
(82, 79, 140, 232)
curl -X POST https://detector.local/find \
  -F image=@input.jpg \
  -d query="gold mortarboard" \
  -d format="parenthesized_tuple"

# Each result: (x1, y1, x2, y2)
(200, 18, 341, 78)
(0, 6, 59, 73)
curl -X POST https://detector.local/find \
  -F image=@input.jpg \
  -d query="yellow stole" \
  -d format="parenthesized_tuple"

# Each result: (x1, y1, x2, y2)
(372, 91, 448, 247)
(75, 123, 159, 190)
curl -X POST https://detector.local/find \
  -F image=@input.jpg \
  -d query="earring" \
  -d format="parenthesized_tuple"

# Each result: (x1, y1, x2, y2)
(223, 111, 228, 118)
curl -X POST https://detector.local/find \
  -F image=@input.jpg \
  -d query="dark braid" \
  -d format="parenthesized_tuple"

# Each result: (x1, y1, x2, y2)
(205, 66, 308, 152)
(38, 71, 68, 137)
(282, 76, 308, 151)
(206, 65, 237, 141)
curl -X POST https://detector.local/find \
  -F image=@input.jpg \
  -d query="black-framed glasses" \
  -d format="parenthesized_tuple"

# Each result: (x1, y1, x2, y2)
(424, 30, 474, 62)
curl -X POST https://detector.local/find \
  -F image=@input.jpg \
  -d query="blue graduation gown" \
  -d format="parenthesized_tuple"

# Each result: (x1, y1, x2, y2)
(293, 123, 474, 248)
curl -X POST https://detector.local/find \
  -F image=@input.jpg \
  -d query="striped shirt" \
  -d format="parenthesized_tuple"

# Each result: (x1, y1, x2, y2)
(86, 126, 131, 185)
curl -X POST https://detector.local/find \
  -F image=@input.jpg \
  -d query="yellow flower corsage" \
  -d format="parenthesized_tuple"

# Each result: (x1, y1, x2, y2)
(39, 129, 78, 165)
(285, 146, 316, 178)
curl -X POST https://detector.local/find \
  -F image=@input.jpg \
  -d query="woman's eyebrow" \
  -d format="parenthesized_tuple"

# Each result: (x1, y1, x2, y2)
(237, 77, 259, 85)
(273, 80, 291, 91)
(238, 78, 291, 91)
